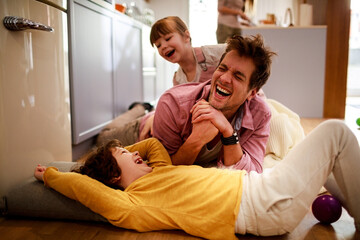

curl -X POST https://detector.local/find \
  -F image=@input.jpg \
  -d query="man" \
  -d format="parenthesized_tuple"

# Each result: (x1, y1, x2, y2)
(153, 34, 275, 172)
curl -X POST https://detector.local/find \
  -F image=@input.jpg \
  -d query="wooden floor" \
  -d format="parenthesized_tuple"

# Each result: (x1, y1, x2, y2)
(0, 118, 359, 240)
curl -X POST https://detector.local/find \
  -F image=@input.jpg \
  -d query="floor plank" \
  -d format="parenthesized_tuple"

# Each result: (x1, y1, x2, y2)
(0, 209, 357, 240)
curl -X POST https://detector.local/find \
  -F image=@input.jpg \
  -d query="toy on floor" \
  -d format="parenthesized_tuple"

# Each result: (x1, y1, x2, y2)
(356, 117, 360, 127)
(311, 194, 342, 224)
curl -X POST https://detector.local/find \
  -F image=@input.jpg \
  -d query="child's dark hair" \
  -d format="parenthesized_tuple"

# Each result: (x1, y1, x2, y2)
(221, 34, 277, 91)
(72, 139, 123, 189)
(150, 16, 189, 46)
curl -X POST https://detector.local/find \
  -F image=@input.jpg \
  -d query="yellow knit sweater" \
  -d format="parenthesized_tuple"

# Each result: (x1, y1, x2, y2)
(44, 138, 245, 240)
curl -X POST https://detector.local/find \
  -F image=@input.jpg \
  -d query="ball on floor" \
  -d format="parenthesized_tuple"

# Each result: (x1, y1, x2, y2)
(311, 195, 342, 224)
(356, 117, 360, 127)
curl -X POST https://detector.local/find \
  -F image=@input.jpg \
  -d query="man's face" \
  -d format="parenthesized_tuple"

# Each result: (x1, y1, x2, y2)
(208, 50, 257, 119)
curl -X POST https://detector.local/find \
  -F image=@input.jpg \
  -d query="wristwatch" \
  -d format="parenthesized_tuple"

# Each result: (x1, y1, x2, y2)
(220, 132, 239, 145)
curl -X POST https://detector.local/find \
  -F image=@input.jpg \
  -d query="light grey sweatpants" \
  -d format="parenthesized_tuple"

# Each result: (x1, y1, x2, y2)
(235, 120, 360, 236)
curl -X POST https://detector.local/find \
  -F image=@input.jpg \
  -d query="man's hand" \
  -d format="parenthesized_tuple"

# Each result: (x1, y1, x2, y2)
(34, 164, 46, 182)
(191, 100, 233, 137)
(170, 120, 218, 165)
(139, 114, 155, 141)
(192, 120, 219, 145)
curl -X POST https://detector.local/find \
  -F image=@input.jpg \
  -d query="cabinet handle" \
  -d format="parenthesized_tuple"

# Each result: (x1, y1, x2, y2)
(3, 16, 54, 32)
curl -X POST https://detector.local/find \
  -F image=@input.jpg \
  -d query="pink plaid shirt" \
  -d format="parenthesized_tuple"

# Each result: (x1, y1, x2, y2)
(153, 80, 271, 173)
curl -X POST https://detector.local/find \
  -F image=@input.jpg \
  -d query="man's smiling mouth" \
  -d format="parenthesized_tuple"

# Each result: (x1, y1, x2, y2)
(216, 85, 231, 97)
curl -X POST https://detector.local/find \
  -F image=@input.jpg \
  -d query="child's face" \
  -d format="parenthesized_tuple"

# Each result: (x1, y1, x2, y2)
(154, 32, 190, 63)
(111, 147, 152, 183)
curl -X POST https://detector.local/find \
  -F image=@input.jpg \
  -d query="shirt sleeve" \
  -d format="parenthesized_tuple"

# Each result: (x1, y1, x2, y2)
(43, 167, 133, 221)
(152, 93, 185, 156)
(218, 0, 226, 9)
(201, 44, 226, 65)
(125, 138, 172, 167)
(217, 111, 271, 173)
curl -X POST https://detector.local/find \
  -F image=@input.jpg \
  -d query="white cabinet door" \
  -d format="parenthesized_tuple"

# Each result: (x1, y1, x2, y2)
(0, 0, 71, 195)
(69, 0, 114, 144)
(113, 16, 143, 115)
(69, 0, 143, 144)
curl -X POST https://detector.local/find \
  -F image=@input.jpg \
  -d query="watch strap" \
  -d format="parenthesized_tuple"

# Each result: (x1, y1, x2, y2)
(220, 132, 239, 145)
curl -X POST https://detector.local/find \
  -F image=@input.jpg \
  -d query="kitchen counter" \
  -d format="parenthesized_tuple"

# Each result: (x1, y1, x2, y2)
(243, 25, 327, 30)
(242, 26, 327, 118)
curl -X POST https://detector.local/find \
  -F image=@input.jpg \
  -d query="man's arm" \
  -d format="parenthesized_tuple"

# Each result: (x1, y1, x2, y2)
(191, 100, 244, 166)
(216, 107, 271, 172)
(153, 92, 220, 165)
(170, 120, 218, 165)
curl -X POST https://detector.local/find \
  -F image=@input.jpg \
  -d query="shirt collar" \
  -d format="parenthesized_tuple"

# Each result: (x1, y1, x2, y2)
(200, 81, 212, 101)
(240, 99, 255, 131)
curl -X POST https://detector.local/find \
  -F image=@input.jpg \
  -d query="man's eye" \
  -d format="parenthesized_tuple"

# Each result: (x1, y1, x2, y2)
(166, 36, 172, 41)
(234, 74, 244, 81)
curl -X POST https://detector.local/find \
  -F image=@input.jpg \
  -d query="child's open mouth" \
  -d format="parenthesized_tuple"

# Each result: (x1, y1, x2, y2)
(135, 158, 143, 164)
(166, 49, 175, 58)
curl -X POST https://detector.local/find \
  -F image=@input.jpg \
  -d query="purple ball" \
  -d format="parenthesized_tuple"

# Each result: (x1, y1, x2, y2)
(311, 195, 342, 224)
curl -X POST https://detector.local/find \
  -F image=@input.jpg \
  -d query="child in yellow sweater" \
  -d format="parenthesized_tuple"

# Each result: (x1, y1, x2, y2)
(35, 120, 360, 239)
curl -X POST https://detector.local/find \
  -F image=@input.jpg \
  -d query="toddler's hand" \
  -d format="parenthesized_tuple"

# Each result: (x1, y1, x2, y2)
(34, 164, 46, 182)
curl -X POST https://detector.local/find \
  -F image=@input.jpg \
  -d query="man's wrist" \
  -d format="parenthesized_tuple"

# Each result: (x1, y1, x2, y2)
(221, 132, 239, 145)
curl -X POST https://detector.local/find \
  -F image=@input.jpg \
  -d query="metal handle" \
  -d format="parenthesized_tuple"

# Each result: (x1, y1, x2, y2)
(3, 16, 54, 32)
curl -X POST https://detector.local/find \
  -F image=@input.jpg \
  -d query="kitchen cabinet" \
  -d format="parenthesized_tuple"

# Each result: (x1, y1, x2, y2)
(113, 15, 142, 115)
(142, 24, 157, 103)
(69, 0, 143, 145)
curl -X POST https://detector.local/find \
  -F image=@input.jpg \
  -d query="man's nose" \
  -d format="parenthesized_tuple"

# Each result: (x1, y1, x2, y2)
(219, 71, 232, 83)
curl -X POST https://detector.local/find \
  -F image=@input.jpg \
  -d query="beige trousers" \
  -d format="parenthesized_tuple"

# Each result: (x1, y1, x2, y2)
(236, 120, 360, 236)
(96, 105, 145, 147)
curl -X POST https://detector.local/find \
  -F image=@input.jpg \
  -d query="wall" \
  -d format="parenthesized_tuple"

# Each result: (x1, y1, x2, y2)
(254, 0, 298, 25)
(323, 0, 351, 118)
(120, 0, 189, 22)
(115, 0, 350, 119)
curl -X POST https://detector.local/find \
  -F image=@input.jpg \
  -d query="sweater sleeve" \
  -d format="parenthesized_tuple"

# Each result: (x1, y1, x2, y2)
(125, 138, 172, 168)
(43, 167, 134, 222)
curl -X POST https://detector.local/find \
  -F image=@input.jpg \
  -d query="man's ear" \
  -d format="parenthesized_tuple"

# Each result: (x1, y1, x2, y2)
(247, 88, 258, 101)
(184, 30, 191, 43)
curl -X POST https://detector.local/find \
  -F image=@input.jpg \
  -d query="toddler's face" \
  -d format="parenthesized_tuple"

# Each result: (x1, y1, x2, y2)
(154, 32, 189, 63)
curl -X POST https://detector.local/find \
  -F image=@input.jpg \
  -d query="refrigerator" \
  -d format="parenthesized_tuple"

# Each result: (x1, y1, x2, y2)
(0, 0, 72, 196)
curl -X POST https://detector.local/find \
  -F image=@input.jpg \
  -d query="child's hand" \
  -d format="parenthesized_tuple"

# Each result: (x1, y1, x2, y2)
(34, 164, 46, 182)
